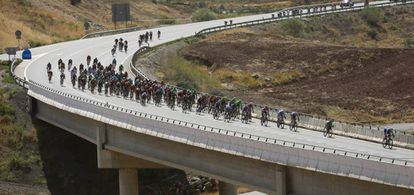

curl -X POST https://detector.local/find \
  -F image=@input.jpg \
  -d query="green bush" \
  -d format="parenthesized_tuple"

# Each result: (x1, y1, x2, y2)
(2, 74, 15, 84)
(28, 39, 44, 48)
(192, 8, 217, 22)
(159, 18, 176, 25)
(281, 18, 306, 38)
(163, 56, 218, 91)
(367, 30, 378, 40)
(404, 38, 414, 48)
(0, 101, 15, 116)
(361, 8, 384, 26)
(1, 114, 16, 123)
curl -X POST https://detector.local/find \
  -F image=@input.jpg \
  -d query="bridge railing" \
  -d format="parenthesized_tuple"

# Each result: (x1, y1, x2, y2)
(27, 79, 414, 167)
(9, 59, 28, 89)
(81, 26, 142, 39)
(196, 0, 414, 36)
(130, 46, 151, 80)
(128, 0, 414, 148)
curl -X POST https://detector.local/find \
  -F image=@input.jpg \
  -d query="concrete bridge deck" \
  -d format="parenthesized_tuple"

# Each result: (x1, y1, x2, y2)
(4, 0, 414, 194)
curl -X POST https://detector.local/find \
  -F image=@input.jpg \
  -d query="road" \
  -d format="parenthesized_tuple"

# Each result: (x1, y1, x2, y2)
(3, 1, 414, 165)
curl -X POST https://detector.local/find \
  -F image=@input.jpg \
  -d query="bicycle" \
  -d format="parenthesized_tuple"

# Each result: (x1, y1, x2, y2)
(60, 73, 65, 86)
(241, 111, 249, 124)
(261, 115, 268, 126)
(382, 136, 394, 149)
(290, 120, 298, 132)
(224, 111, 232, 123)
(277, 118, 284, 129)
(323, 127, 333, 138)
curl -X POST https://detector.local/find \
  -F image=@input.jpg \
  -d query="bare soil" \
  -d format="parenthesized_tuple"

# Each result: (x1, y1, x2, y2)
(0, 181, 49, 195)
(136, 6, 414, 124)
(182, 34, 414, 123)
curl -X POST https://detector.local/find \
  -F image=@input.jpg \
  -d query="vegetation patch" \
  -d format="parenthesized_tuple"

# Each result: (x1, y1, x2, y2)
(361, 7, 385, 27)
(192, 8, 217, 22)
(280, 18, 306, 38)
(145, 5, 414, 124)
(161, 55, 219, 91)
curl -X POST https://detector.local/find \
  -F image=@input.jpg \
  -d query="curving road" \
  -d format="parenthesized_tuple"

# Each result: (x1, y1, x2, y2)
(2, 0, 414, 165)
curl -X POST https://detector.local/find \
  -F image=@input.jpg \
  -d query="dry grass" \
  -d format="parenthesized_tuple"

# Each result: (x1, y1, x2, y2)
(214, 69, 261, 89)
(0, 0, 302, 51)
(203, 28, 254, 42)
(160, 55, 220, 91)
(0, 0, 193, 51)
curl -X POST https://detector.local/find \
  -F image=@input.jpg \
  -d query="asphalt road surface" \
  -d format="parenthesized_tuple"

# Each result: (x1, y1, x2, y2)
(2, 0, 413, 165)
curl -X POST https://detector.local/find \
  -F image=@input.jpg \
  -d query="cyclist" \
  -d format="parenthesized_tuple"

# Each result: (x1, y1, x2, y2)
(79, 63, 84, 73)
(68, 59, 73, 70)
(261, 106, 270, 126)
(384, 128, 395, 140)
(60, 72, 65, 86)
(277, 109, 286, 128)
(247, 103, 254, 121)
(242, 104, 251, 123)
(124, 40, 128, 53)
(47, 62, 52, 71)
(119, 64, 124, 73)
(324, 119, 334, 137)
(213, 100, 221, 119)
(224, 103, 232, 122)
(71, 71, 77, 87)
(47, 69, 53, 83)
(290, 112, 299, 130)
(86, 55, 91, 66)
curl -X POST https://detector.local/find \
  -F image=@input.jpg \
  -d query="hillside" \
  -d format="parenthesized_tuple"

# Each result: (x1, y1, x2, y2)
(135, 6, 414, 124)
(0, 0, 192, 51)
(0, 0, 310, 52)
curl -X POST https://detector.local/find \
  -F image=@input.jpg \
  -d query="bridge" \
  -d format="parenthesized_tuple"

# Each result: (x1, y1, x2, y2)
(2, 1, 414, 195)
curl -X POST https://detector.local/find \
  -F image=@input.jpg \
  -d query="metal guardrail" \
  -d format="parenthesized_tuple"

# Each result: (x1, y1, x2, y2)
(196, 0, 414, 36)
(9, 59, 28, 89)
(130, 46, 151, 80)
(127, 0, 414, 147)
(11, 0, 412, 169)
(27, 79, 414, 167)
(81, 26, 142, 39)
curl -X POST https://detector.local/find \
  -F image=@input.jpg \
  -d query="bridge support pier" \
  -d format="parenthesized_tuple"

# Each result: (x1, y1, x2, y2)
(219, 181, 237, 195)
(119, 168, 139, 195)
(271, 167, 286, 195)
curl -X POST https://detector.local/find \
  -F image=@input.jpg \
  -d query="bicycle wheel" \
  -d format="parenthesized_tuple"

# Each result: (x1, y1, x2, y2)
(388, 139, 393, 149)
(382, 138, 387, 148)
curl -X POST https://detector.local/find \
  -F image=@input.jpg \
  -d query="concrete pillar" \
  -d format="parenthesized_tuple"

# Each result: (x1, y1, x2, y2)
(219, 181, 237, 195)
(27, 96, 37, 117)
(272, 167, 286, 195)
(119, 169, 139, 195)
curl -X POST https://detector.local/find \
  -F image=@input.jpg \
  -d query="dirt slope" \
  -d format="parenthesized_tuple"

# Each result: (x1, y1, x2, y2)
(146, 6, 414, 124)
(0, 0, 191, 51)
(0, 0, 305, 52)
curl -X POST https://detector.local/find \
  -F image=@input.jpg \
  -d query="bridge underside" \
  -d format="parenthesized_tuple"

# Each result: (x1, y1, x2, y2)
(31, 96, 414, 195)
